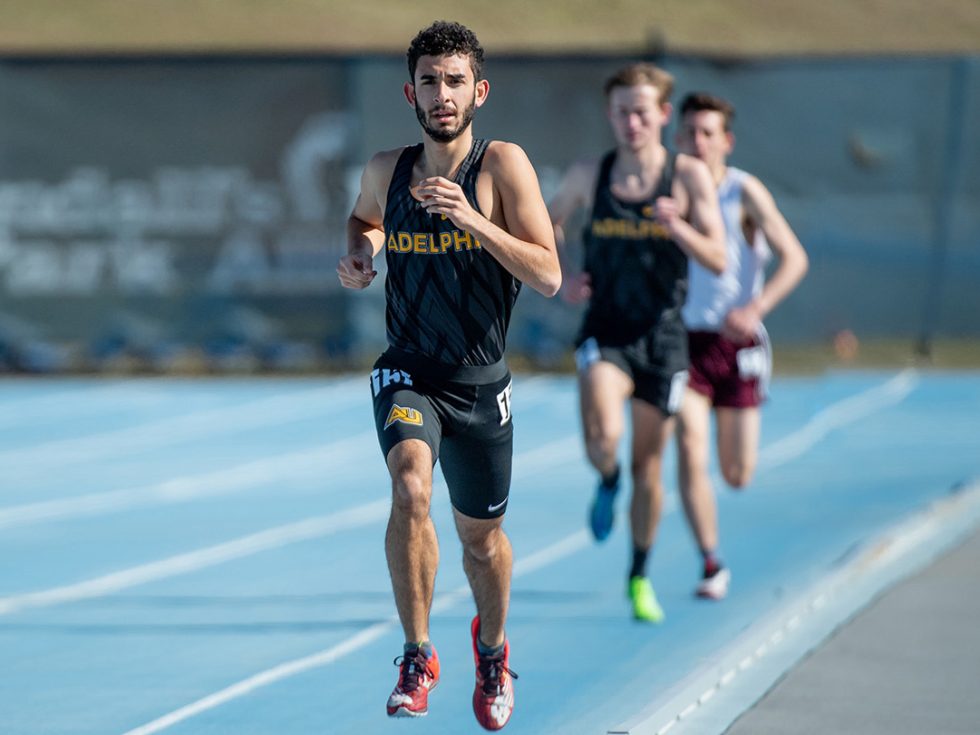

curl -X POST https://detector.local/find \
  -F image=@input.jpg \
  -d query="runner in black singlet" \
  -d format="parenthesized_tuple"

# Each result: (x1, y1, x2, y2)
(337, 21, 560, 731)
(549, 63, 726, 623)
(576, 149, 690, 411)
(382, 138, 519, 367)
(373, 137, 516, 519)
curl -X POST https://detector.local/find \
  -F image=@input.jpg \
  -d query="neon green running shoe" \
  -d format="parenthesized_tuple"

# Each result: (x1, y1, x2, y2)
(628, 576, 665, 623)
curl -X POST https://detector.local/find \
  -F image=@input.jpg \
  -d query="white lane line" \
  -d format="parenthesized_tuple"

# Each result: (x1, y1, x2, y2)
(659, 371, 919, 518)
(607, 370, 931, 735)
(88, 374, 916, 735)
(1, 378, 562, 522)
(694, 368, 919, 503)
(610, 480, 980, 735)
(120, 529, 594, 735)
(0, 431, 377, 530)
(0, 384, 173, 430)
(0, 428, 583, 612)
(115, 371, 913, 734)
(120, 620, 398, 735)
(0, 377, 367, 466)
(759, 368, 918, 468)
(0, 500, 391, 616)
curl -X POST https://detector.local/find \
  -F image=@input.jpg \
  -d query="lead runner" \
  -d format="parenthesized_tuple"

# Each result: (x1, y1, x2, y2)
(336, 20, 561, 731)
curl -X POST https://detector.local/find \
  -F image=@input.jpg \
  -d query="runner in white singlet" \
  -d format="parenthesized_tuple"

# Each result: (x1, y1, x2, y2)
(674, 92, 809, 600)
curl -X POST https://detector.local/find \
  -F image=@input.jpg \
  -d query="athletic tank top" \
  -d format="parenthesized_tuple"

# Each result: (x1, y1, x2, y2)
(382, 139, 521, 367)
(578, 150, 688, 346)
(683, 166, 772, 331)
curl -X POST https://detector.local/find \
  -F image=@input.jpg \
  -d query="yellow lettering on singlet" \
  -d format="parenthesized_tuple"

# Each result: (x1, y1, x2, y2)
(387, 229, 482, 254)
(591, 218, 670, 240)
(453, 230, 472, 251)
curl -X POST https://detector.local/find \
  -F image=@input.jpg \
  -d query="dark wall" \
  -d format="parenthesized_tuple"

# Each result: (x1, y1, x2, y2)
(0, 54, 976, 371)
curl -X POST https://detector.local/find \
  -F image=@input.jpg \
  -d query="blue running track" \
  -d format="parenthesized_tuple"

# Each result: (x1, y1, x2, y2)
(0, 370, 977, 734)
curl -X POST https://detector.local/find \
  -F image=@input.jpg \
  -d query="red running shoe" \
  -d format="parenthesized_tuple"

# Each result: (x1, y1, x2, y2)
(470, 616, 518, 730)
(386, 644, 440, 717)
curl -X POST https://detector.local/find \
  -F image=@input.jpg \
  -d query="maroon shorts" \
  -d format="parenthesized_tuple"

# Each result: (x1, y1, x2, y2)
(687, 329, 770, 409)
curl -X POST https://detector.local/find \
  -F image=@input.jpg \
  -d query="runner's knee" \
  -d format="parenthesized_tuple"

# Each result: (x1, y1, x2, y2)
(722, 460, 754, 489)
(676, 427, 708, 466)
(390, 467, 432, 518)
(585, 429, 619, 466)
(460, 524, 505, 563)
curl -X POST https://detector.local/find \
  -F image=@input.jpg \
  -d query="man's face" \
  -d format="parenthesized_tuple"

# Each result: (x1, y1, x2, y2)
(607, 84, 670, 151)
(405, 53, 488, 143)
(677, 110, 733, 170)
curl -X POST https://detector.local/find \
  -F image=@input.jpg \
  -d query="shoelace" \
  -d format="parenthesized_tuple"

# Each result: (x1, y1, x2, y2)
(392, 649, 434, 693)
(477, 652, 519, 696)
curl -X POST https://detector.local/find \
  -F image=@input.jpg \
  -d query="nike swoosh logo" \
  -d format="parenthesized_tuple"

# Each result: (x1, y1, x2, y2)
(487, 498, 508, 512)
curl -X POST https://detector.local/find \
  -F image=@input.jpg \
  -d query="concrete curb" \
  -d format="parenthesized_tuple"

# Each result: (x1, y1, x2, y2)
(607, 478, 980, 735)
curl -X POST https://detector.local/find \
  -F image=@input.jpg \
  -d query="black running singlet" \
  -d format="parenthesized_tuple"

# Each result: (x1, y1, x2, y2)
(382, 139, 521, 367)
(578, 150, 689, 346)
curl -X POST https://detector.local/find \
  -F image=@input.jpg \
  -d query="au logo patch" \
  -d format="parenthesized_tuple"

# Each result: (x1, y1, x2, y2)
(641, 204, 654, 218)
(384, 404, 423, 429)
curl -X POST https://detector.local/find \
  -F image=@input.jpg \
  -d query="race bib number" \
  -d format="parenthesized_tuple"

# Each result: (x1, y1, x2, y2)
(667, 369, 689, 415)
(574, 338, 601, 372)
(736, 346, 767, 380)
(496, 381, 513, 426)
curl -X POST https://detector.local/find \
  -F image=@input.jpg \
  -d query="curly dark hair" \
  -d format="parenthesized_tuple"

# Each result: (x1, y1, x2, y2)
(407, 21, 485, 81)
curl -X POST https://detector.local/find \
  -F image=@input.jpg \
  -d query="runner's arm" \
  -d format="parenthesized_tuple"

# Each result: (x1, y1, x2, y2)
(665, 154, 726, 274)
(548, 160, 596, 302)
(417, 142, 561, 296)
(338, 153, 390, 289)
(741, 175, 808, 318)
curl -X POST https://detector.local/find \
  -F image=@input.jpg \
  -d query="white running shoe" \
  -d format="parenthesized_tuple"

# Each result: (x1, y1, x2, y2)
(696, 566, 731, 600)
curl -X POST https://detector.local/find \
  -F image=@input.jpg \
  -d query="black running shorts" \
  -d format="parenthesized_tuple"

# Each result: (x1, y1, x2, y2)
(574, 328, 689, 416)
(370, 350, 514, 519)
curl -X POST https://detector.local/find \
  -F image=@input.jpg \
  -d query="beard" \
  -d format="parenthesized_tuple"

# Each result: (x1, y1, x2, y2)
(415, 97, 476, 143)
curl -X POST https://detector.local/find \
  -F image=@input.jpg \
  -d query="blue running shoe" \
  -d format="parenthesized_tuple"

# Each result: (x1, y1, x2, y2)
(589, 477, 619, 541)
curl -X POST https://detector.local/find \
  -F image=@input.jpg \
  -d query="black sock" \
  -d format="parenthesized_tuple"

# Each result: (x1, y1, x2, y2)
(475, 623, 505, 658)
(701, 549, 722, 575)
(630, 546, 649, 579)
(601, 465, 621, 491)
(404, 641, 433, 658)
(477, 638, 505, 658)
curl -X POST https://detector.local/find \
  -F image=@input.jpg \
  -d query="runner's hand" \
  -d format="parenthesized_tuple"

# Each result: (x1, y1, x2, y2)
(561, 272, 592, 304)
(337, 251, 378, 289)
(415, 177, 481, 232)
(653, 196, 683, 234)
(722, 304, 761, 343)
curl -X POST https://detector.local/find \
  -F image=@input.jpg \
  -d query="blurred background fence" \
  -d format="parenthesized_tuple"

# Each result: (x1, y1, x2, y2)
(0, 52, 977, 372)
